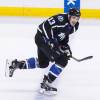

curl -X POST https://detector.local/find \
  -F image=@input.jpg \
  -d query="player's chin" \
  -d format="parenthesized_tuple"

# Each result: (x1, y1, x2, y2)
(71, 23, 76, 26)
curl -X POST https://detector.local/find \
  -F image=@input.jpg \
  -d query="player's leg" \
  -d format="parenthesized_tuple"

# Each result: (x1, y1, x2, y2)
(22, 46, 50, 69)
(6, 31, 51, 77)
(37, 48, 50, 68)
(40, 54, 69, 95)
(37, 48, 59, 95)
(6, 31, 47, 77)
(35, 32, 58, 95)
(48, 54, 68, 81)
(5, 57, 39, 77)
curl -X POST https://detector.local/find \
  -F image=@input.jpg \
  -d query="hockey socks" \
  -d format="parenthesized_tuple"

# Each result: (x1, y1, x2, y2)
(40, 64, 63, 95)
(48, 64, 64, 83)
(26, 57, 38, 69)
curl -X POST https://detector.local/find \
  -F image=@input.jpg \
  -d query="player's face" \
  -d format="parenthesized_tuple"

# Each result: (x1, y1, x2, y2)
(69, 16, 80, 26)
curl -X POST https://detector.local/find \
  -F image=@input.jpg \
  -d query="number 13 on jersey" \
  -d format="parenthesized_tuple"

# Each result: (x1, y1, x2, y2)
(48, 17, 55, 25)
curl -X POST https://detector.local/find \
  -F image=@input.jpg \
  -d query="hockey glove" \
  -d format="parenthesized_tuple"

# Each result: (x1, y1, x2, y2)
(47, 38, 59, 49)
(59, 45, 72, 59)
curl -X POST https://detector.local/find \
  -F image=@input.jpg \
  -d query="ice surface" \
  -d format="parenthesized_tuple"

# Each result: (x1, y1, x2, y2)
(0, 17, 100, 100)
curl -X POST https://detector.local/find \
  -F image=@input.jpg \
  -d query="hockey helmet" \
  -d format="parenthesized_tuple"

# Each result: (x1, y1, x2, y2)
(68, 8, 81, 17)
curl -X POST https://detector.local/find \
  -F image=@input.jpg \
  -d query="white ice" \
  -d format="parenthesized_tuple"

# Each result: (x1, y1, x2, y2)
(0, 17, 100, 100)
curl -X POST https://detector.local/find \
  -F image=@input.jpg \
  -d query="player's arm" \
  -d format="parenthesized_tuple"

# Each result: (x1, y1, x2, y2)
(42, 15, 59, 39)
(59, 38, 72, 57)
(62, 22, 79, 57)
(42, 16, 59, 47)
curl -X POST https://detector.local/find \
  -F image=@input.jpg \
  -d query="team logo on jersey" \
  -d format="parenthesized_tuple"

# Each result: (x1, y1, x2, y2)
(58, 33, 66, 40)
(57, 16, 64, 22)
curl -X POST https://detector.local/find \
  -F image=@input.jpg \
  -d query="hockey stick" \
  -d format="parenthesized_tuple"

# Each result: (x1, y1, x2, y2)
(71, 56, 93, 62)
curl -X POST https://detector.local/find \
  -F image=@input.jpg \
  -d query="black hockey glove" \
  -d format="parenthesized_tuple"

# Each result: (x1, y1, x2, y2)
(43, 38, 61, 61)
(59, 44, 72, 59)
(49, 39, 62, 57)
(51, 46, 64, 61)
(47, 38, 59, 49)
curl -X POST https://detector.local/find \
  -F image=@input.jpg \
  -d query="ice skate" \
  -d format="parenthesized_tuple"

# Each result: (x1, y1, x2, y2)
(5, 59, 26, 77)
(39, 75, 57, 96)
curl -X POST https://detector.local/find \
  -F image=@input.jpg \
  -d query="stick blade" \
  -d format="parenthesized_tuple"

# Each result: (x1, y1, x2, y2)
(80, 56, 93, 61)
(71, 56, 93, 62)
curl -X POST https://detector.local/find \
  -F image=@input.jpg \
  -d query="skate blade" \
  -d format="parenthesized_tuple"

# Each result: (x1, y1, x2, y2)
(39, 89, 57, 96)
(5, 59, 12, 77)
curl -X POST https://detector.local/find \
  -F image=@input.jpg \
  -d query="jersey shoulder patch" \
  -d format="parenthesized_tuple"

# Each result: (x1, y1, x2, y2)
(57, 16, 64, 22)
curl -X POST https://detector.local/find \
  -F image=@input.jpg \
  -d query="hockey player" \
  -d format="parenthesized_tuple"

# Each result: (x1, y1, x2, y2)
(6, 8, 81, 95)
